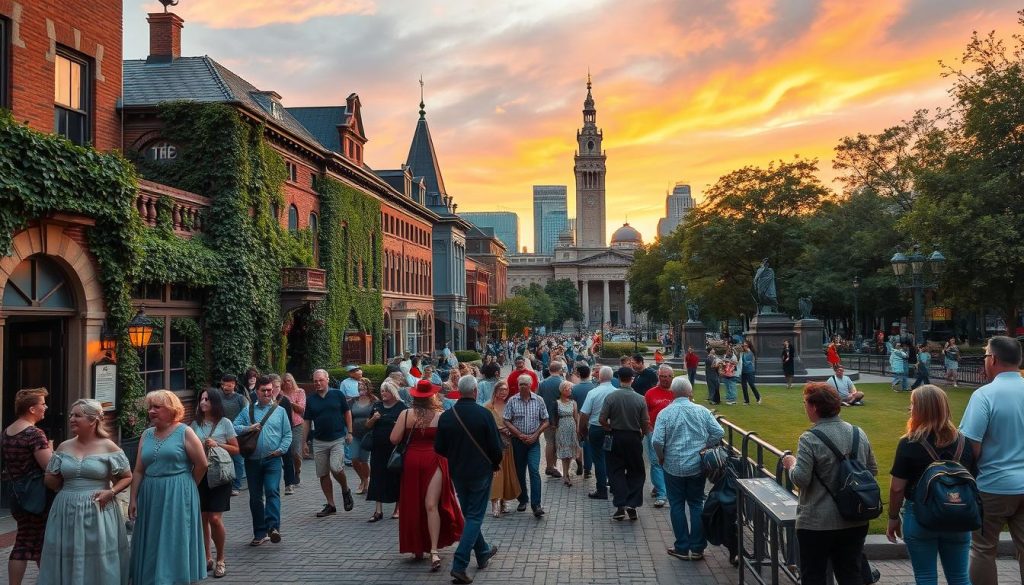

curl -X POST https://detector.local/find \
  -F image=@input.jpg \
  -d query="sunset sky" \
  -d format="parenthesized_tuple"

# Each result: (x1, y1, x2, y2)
(123, 0, 1018, 251)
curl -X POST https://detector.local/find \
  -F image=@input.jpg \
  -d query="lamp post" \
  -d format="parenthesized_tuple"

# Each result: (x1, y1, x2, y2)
(669, 283, 687, 358)
(890, 245, 945, 345)
(852, 276, 860, 349)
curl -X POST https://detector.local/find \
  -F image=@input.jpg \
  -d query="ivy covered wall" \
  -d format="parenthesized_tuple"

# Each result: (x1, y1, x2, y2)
(309, 176, 383, 368)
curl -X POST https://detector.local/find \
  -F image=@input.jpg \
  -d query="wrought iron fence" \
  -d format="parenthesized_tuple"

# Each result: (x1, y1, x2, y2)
(838, 352, 986, 386)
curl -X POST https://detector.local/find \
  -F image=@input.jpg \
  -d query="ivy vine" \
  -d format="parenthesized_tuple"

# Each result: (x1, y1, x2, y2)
(0, 111, 147, 437)
(171, 317, 208, 392)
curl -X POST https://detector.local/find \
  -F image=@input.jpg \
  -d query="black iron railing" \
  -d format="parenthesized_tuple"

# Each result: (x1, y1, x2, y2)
(838, 352, 985, 386)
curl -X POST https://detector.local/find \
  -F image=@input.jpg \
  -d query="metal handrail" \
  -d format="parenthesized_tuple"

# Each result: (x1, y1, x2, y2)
(718, 416, 794, 492)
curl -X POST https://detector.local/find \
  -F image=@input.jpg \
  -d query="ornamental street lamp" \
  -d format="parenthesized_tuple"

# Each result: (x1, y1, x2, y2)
(127, 307, 155, 350)
(852, 276, 861, 350)
(890, 245, 945, 345)
(669, 283, 687, 358)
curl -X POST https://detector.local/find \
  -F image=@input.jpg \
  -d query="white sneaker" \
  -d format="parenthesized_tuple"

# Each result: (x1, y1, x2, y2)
(284, 485, 294, 495)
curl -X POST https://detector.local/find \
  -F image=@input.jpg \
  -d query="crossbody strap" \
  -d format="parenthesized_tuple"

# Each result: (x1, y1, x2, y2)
(256, 403, 278, 426)
(452, 406, 494, 464)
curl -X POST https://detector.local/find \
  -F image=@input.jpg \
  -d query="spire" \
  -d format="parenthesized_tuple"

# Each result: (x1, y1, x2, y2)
(418, 75, 425, 120)
(582, 72, 596, 124)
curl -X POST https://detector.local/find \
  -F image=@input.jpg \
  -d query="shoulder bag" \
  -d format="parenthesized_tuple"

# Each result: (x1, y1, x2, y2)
(237, 402, 278, 458)
(0, 430, 48, 515)
(387, 412, 417, 472)
(453, 405, 499, 471)
(195, 421, 236, 488)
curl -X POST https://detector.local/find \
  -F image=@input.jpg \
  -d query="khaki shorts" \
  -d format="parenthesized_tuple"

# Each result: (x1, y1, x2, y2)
(313, 437, 347, 477)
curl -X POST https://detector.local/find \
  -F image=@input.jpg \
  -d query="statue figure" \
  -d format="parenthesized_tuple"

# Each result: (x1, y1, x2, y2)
(686, 299, 701, 323)
(752, 258, 779, 315)
(798, 297, 813, 320)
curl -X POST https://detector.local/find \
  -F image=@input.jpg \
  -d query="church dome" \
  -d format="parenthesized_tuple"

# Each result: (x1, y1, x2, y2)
(610, 223, 643, 248)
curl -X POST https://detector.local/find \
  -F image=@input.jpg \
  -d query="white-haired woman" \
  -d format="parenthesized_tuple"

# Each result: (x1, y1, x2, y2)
(555, 380, 580, 487)
(39, 399, 131, 585)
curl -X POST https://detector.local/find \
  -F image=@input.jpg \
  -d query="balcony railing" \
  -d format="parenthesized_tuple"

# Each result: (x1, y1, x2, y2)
(137, 179, 211, 237)
(281, 267, 327, 291)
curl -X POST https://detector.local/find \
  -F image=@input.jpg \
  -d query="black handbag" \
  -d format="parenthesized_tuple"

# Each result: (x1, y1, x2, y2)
(1, 431, 48, 516)
(387, 415, 418, 472)
(236, 402, 278, 458)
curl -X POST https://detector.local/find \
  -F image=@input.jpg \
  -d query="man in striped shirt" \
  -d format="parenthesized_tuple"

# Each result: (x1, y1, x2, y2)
(504, 374, 550, 518)
(653, 376, 724, 562)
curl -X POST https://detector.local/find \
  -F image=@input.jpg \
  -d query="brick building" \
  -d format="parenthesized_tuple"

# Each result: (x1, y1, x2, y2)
(465, 226, 508, 348)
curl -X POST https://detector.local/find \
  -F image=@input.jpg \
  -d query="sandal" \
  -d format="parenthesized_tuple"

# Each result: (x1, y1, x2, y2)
(207, 559, 214, 572)
(368, 511, 384, 523)
(430, 550, 441, 572)
(214, 561, 226, 578)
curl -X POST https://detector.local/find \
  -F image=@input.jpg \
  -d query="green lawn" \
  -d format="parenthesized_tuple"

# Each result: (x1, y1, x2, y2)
(688, 382, 977, 533)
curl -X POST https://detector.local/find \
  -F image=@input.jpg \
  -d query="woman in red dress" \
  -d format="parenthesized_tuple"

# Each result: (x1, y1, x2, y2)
(391, 380, 464, 571)
(826, 337, 842, 369)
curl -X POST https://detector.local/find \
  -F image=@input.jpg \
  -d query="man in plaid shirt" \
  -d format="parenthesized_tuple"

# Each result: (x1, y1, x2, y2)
(504, 374, 550, 518)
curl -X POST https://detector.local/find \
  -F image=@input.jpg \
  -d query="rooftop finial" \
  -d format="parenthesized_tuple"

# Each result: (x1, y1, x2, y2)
(418, 75, 425, 119)
(587, 67, 592, 90)
(159, 0, 179, 12)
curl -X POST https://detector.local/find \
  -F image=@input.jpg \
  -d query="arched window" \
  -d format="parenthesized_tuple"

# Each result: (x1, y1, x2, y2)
(2, 255, 74, 309)
(287, 205, 299, 233)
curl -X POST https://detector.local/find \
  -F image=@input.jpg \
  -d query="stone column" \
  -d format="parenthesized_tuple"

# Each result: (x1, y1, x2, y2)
(581, 280, 590, 327)
(624, 280, 632, 327)
(602, 279, 611, 326)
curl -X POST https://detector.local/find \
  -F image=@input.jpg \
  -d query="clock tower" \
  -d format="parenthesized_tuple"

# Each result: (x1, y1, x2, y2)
(574, 75, 607, 247)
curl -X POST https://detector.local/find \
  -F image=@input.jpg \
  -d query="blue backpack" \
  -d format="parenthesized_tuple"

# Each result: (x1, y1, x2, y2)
(810, 425, 883, 522)
(912, 434, 982, 532)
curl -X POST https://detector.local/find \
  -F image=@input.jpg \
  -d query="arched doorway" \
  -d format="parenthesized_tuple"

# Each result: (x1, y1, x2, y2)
(2, 255, 77, 443)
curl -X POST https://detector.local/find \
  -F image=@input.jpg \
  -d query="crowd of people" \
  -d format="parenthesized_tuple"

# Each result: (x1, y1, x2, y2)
(4, 333, 1023, 585)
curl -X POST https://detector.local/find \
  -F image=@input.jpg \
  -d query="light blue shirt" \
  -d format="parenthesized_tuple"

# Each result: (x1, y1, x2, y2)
(741, 351, 755, 374)
(652, 397, 724, 477)
(580, 382, 616, 427)
(889, 349, 908, 371)
(960, 372, 1024, 494)
(826, 374, 855, 400)
(477, 378, 497, 406)
(233, 401, 292, 460)
(340, 377, 360, 399)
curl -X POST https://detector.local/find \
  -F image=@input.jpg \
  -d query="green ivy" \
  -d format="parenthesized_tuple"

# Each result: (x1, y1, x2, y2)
(308, 176, 383, 369)
(171, 317, 208, 392)
(138, 196, 223, 286)
(0, 111, 147, 437)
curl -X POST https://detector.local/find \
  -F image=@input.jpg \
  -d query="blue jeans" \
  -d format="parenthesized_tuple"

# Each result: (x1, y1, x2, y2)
(665, 471, 707, 554)
(511, 439, 542, 509)
(643, 433, 666, 499)
(911, 366, 931, 390)
(451, 474, 494, 573)
(723, 377, 738, 402)
(244, 456, 283, 538)
(902, 501, 970, 585)
(587, 425, 608, 496)
(687, 368, 697, 386)
(891, 368, 908, 391)
(231, 453, 246, 490)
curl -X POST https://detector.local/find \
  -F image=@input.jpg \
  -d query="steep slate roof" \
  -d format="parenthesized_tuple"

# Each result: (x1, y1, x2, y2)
(405, 116, 448, 210)
(123, 56, 323, 148)
(287, 106, 348, 153)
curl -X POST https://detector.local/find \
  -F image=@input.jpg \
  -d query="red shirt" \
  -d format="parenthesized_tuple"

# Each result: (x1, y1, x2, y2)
(684, 352, 700, 369)
(644, 386, 675, 431)
(507, 368, 539, 391)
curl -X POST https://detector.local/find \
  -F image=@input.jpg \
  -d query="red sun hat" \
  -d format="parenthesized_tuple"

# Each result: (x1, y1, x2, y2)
(410, 379, 439, 399)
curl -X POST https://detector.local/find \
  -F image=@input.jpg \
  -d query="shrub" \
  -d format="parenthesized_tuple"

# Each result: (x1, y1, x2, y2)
(454, 350, 481, 363)
(325, 364, 390, 392)
(600, 342, 648, 359)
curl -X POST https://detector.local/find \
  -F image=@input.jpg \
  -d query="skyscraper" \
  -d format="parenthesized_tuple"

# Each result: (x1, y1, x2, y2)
(574, 75, 607, 247)
(533, 185, 568, 255)
(461, 211, 519, 254)
(657, 182, 695, 238)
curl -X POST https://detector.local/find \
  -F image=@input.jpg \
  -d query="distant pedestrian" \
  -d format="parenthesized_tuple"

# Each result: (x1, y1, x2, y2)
(218, 374, 248, 496)
(485, 381, 521, 515)
(781, 340, 795, 388)
(943, 338, 961, 388)
(959, 335, 1024, 584)
(684, 347, 699, 386)
(781, 383, 878, 585)
(506, 356, 539, 391)
(349, 378, 377, 495)
(554, 380, 581, 486)
(827, 338, 841, 370)
(537, 361, 566, 478)
(631, 354, 659, 396)
(644, 365, 676, 508)
(570, 363, 596, 478)
(365, 380, 406, 522)
(704, 349, 721, 404)
(720, 348, 739, 405)
(887, 385, 974, 585)
(740, 342, 761, 405)
(435, 376, 503, 584)
(911, 343, 932, 390)
(504, 374, 550, 517)
(279, 373, 306, 493)
(653, 377, 724, 562)
(890, 343, 909, 392)
(600, 367, 650, 521)
(827, 365, 865, 406)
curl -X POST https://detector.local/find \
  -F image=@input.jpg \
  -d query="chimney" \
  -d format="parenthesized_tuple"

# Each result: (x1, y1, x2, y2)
(147, 12, 184, 63)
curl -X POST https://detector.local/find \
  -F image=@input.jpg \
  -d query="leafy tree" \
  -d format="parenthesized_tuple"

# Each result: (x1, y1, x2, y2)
(544, 278, 582, 330)
(516, 283, 555, 329)
(679, 157, 832, 318)
(493, 296, 534, 337)
(626, 231, 678, 323)
(904, 17, 1024, 329)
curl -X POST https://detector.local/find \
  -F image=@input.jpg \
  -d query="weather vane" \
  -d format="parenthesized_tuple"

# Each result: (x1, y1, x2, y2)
(159, 0, 179, 12)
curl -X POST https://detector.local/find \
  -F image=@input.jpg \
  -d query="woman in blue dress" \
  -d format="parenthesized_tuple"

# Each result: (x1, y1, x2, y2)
(39, 398, 131, 585)
(129, 390, 208, 585)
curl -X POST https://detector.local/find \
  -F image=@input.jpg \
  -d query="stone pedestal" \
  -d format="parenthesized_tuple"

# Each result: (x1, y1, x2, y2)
(681, 322, 708, 359)
(794, 318, 831, 370)
(744, 314, 794, 376)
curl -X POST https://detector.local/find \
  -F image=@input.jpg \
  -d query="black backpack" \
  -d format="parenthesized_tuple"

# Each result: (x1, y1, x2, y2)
(912, 434, 982, 532)
(810, 425, 883, 522)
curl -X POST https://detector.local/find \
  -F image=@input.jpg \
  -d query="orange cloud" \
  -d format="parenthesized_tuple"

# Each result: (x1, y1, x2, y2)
(170, 0, 375, 29)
